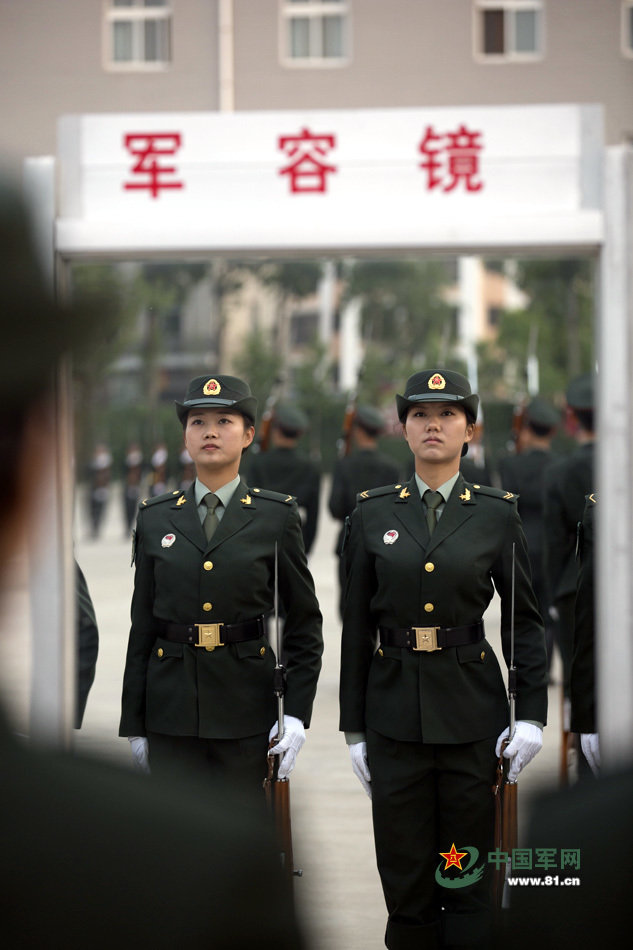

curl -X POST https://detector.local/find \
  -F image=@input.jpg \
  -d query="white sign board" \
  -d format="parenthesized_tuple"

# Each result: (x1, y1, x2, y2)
(56, 104, 603, 256)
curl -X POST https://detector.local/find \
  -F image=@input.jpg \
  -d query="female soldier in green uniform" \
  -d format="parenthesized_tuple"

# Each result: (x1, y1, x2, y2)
(339, 369, 547, 950)
(120, 375, 323, 787)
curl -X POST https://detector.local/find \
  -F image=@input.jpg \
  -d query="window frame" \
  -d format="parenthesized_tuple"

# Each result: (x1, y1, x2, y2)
(622, 1, 633, 58)
(103, 0, 173, 72)
(279, 0, 351, 69)
(473, 0, 544, 64)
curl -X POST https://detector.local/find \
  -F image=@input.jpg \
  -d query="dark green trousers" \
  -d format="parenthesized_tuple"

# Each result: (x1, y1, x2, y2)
(367, 729, 497, 949)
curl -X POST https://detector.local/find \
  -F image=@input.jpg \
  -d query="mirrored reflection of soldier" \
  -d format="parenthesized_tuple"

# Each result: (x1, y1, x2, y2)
(0, 180, 305, 949)
(571, 492, 599, 775)
(122, 442, 144, 537)
(119, 375, 323, 794)
(498, 398, 560, 674)
(249, 403, 321, 557)
(339, 370, 547, 950)
(87, 442, 112, 539)
(543, 374, 595, 775)
(75, 561, 99, 729)
(329, 405, 400, 618)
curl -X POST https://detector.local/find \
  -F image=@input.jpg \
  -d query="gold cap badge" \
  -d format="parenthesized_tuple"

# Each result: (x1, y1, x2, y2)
(428, 373, 446, 390)
(203, 378, 221, 396)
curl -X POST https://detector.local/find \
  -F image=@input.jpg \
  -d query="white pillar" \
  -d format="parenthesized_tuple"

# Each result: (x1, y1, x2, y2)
(23, 157, 76, 748)
(218, 0, 235, 113)
(339, 297, 363, 393)
(597, 145, 633, 770)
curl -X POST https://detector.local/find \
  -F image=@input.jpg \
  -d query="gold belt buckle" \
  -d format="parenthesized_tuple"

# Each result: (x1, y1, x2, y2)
(194, 623, 224, 652)
(412, 627, 441, 652)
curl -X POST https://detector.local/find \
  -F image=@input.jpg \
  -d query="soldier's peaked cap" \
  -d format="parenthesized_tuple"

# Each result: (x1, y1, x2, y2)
(396, 369, 479, 424)
(176, 375, 257, 424)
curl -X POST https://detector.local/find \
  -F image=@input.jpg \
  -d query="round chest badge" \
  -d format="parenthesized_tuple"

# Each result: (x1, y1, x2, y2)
(383, 529, 399, 545)
(161, 533, 176, 548)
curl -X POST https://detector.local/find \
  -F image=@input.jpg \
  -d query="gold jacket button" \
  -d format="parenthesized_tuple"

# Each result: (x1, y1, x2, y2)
(424, 603, 434, 613)
(260, 647, 266, 656)
(480, 651, 486, 661)
(424, 562, 435, 573)
(202, 602, 212, 612)
(378, 648, 384, 657)
(203, 561, 213, 571)
(157, 648, 164, 658)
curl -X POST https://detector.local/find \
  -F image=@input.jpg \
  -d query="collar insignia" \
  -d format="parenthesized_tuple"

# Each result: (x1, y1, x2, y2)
(241, 494, 252, 505)
(459, 488, 471, 502)
(399, 487, 411, 499)
(176, 495, 187, 506)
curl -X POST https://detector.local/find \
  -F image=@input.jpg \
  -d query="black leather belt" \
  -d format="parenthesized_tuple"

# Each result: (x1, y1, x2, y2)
(161, 616, 265, 651)
(379, 620, 484, 653)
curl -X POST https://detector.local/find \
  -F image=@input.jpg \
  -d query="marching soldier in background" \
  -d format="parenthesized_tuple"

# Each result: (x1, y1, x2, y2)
(543, 374, 595, 777)
(120, 375, 323, 791)
(249, 403, 321, 557)
(498, 397, 560, 674)
(329, 405, 400, 618)
(122, 441, 144, 537)
(339, 369, 547, 950)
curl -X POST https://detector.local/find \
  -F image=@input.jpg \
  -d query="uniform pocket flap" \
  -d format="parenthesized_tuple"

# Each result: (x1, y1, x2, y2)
(154, 638, 183, 659)
(235, 638, 269, 660)
(456, 640, 487, 664)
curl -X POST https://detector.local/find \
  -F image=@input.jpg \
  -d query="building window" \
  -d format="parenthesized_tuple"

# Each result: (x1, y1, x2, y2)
(474, 1, 543, 62)
(623, 2, 633, 57)
(280, 0, 350, 68)
(105, 0, 172, 70)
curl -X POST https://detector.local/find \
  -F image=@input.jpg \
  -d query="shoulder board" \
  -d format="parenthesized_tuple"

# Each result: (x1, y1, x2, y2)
(250, 487, 296, 504)
(357, 484, 402, 502)
(140, 489, 184, 509)
(471, 484, 517, 503)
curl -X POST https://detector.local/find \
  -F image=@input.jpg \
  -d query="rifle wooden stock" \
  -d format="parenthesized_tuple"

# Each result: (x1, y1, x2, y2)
(492, 743, 518, 910)
(263, 752, 301, 883)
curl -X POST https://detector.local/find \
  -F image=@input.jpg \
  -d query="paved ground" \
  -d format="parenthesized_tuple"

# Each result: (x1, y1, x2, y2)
(0, 478, 567, 950)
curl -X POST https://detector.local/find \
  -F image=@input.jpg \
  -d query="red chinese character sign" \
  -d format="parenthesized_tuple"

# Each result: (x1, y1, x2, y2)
(278, 127, 338, 193)
(56, 106, 603, 254)
(419, 124, 484, 193)
(123, 132, 184, 198)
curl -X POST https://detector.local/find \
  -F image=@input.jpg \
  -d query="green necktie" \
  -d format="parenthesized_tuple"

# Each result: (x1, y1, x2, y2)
(203, 493, 221, 542)
(423, 490, 443, 536)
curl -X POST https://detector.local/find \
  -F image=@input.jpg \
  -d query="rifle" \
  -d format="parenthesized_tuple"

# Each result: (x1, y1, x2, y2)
(257, 376, 285, 454)
(492, 543, 518, 910)
(263, 543, 302, 883)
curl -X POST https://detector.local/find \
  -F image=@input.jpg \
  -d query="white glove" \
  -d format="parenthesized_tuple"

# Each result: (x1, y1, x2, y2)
(128, 736, 150, 774)
(580, 733, 600, 776)
(349, 741, 372, 799)
(268, 715, 305, 780)
(495, 721, 543, 782)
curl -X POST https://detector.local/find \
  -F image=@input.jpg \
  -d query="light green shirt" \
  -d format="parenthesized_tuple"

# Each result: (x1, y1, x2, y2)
(194, 475, 241, 525)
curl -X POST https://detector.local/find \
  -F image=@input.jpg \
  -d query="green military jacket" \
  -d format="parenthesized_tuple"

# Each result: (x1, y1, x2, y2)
(339, 475, 547, 744)
(119, 480, 323, 739)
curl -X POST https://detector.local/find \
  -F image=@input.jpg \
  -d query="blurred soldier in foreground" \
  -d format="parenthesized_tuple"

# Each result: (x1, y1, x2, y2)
(329, 405, 400, 617)
(498, 397, 560, 674)
(249, 403, 321, 557)
(0, 177, 305, 949)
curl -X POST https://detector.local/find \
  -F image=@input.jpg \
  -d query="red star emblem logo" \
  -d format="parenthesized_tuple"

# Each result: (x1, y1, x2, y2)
(439, 843, 468, 872)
